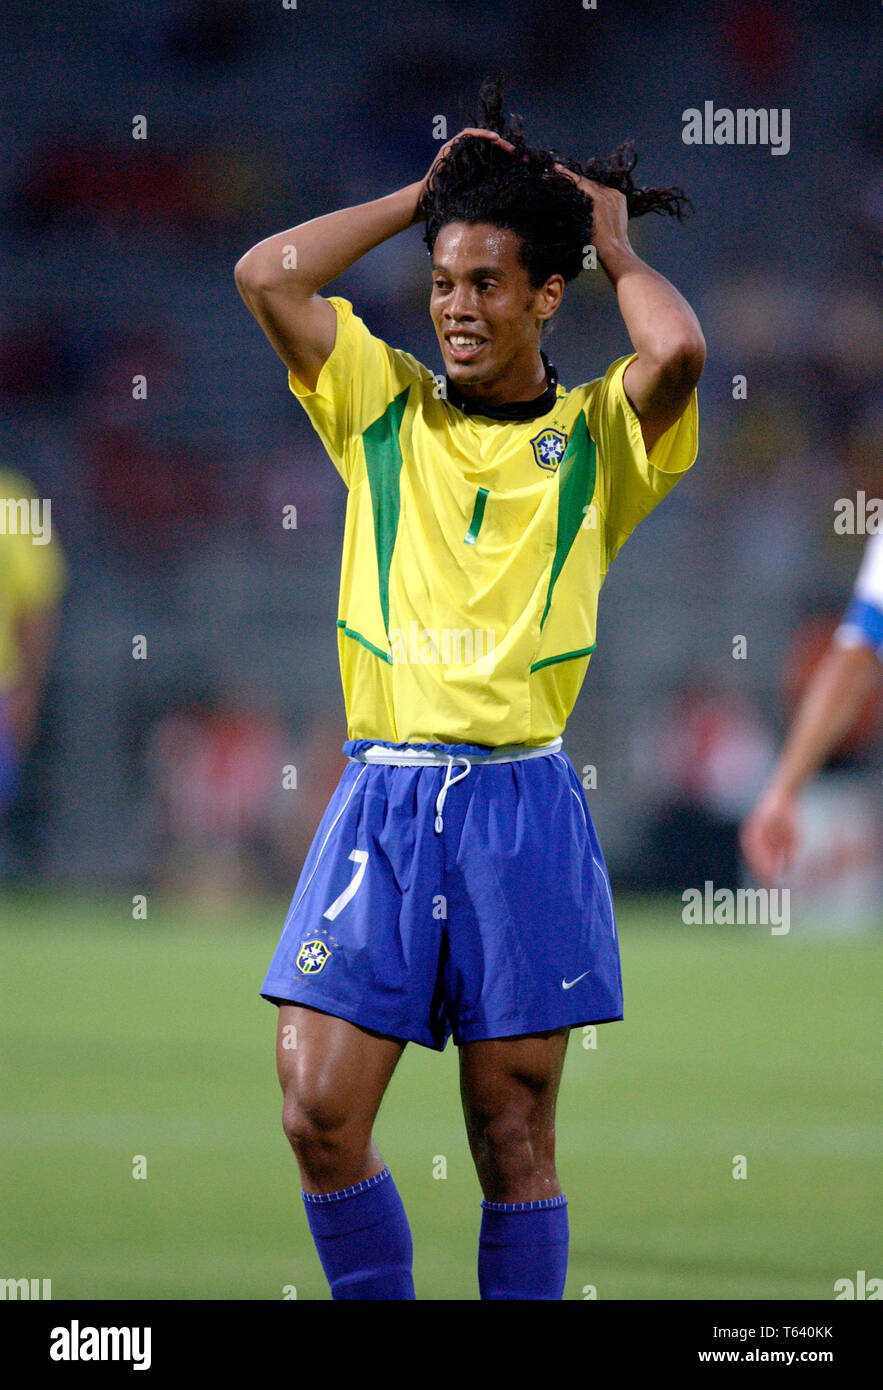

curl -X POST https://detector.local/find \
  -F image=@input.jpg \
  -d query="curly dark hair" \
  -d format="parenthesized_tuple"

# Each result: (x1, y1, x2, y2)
(421, 79, 691, 289)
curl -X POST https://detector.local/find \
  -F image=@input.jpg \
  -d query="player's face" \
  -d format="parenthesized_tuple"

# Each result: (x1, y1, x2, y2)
(430, 222, 563, 404)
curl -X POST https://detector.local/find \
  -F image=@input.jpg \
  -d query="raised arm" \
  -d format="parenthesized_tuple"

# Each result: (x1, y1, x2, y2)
(234, 128, 512, 390)
(234, 182, 425, 390)
(556, 168, 706, 452)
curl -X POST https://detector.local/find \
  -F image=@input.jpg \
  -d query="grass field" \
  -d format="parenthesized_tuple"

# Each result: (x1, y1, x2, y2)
(1, 890, 880, 1301)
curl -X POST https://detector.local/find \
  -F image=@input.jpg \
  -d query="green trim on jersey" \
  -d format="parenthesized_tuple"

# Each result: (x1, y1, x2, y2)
(464, 487, 489, 546)
(287, 296, 698, 746)
(337, 619, 393, 664)
(540, 413, 597, 630)
(530, 643, 597, 673)
(362, 387, 410, 634)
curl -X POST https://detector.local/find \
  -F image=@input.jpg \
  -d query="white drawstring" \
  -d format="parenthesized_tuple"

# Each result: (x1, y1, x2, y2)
(348, 739, 564, 835)
(434, 755, 472, 833)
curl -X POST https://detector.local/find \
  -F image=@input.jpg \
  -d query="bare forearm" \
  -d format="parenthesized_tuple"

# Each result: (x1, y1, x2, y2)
(768, 643, 879, 797)
(235, 180, 425, 297)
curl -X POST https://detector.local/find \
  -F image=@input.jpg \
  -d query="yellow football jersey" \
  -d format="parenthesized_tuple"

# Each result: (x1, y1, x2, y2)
(289, 296, 698, 746)
(0, 469, 66, 691)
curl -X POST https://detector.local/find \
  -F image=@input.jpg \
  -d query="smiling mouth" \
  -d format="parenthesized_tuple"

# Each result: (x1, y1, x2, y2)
(445, 333, 488, 362)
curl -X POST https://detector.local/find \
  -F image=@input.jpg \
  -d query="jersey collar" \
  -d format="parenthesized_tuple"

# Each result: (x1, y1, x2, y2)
(445, 352, 559, 422)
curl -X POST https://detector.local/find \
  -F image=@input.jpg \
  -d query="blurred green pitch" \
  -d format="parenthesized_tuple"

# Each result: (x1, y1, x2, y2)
(1, 892, 880, 1301)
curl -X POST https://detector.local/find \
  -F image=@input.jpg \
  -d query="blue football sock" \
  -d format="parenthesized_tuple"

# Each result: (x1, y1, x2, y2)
(478, 1194, 569, 1300)
(302, 1166, 415, 1300)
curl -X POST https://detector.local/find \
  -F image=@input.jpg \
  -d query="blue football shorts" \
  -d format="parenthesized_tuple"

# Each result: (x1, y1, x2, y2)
(261, 737, 623, 1050)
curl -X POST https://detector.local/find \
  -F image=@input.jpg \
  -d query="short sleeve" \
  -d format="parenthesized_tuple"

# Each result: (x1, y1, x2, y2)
(287, 296, 426, 487)
(586, 353, 698, 563)
(835, 532, 883, 660)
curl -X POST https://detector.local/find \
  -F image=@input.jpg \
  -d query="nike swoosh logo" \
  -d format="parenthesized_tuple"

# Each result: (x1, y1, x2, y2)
(561, 971, 591, 990)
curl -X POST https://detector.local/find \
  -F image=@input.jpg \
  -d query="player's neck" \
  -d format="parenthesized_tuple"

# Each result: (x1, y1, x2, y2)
(446, 352, 558, 421)
(455, 348, 546, 404)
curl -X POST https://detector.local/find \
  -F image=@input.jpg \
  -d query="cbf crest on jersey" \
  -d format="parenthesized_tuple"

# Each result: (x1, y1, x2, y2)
(296, 939, 331, 975)
(530, 427, 568, 472)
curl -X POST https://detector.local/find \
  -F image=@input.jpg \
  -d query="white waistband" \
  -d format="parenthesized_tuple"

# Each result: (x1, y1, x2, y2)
(350, 737, 563, 767)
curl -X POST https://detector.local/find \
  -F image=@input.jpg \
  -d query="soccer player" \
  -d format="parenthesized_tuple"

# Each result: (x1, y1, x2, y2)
(741, 529, 883, 883)
(235, 85, 704, 1300)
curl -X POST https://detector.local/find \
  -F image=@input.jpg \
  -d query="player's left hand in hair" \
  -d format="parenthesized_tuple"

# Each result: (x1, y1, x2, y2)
(554, 164, 630, 260)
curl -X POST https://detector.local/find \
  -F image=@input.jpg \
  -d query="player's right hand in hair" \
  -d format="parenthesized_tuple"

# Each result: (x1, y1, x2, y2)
(740, 782, 800, 884)
(415, 128, 515, 217)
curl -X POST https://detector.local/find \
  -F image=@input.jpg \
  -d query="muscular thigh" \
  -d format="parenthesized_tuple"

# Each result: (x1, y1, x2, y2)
(459, 1029, 570, 1127)
(275, 1004, 406, 1126)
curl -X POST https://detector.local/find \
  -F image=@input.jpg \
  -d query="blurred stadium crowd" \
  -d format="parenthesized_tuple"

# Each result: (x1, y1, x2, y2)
(0, 0, 880, 906)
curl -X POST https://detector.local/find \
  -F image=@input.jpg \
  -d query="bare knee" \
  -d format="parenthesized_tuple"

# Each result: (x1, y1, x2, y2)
(468, 1107, 558, 1202)
(274, 1006, 403, 1190)
(281, 1084, 373, 1186)
(282, 1083, 351, 1154)
(474, 1106, 554, 1168)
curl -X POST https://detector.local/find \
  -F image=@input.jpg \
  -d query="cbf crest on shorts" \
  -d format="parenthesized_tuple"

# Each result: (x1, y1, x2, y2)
(531, 427, 568, 472)
(296, 939, 331, 975)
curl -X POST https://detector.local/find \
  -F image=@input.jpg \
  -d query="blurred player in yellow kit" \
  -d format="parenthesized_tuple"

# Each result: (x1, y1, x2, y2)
(0, 470, 66, 825)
